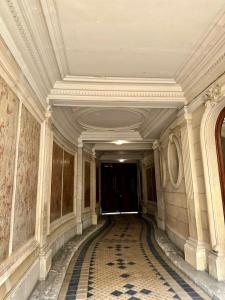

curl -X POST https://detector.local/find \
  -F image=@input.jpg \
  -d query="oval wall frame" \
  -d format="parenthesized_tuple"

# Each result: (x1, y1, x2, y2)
(159, 148, 166, 188)
(167, 133, 183, 189)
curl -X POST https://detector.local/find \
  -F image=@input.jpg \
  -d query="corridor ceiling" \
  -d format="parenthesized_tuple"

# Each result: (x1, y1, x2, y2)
(55, 0, 224, 78)
(1, 0, 225, 149)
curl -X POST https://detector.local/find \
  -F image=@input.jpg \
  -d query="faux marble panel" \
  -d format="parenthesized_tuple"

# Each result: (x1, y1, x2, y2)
(12, 105, 40, 250)
(50, 142, 63, 222)
(146, 166, 157, 202)
(84, 161, 91, 208)
(0, 77, 19, 261)
(62, 150, 74, 215)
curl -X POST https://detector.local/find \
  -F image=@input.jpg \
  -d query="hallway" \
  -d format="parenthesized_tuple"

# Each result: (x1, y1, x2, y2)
(57, 216, 209, 300)
(2, 1, 225, 299)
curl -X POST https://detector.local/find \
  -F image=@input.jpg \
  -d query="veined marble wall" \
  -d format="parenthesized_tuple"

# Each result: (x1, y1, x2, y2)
(50, 142, 74, 222)
(62, 150, 74, 216)
(0, 76, 41, 259)
(0, 78, 19, 261)
(50, 142, 63, 222)
(12, 105, 41, 250)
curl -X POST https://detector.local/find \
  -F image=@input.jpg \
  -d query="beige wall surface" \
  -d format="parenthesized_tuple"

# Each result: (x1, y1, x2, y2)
(161, 128, 189, 250)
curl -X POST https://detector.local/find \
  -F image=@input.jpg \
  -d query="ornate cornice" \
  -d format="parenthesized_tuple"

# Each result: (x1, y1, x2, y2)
(175, 11, 225, 101)
(49, 79, 186, 108)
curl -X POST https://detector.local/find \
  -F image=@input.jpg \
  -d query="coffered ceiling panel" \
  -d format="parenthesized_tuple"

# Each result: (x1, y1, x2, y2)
(52, 106, 176, 142)
(55, 0, 225, 78)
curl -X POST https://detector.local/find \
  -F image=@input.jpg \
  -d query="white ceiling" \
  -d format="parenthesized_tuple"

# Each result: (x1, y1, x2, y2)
(1, 0, 225, 147)
(55, 0, 225, 78)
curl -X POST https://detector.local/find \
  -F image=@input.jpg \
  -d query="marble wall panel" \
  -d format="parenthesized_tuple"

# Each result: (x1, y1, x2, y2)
(0, 78, 19, 261)
(84, 161, 91, 208)
(12, 105, 40, 250)
(62, 150, 74, 215)
(50, 142, 63, 222)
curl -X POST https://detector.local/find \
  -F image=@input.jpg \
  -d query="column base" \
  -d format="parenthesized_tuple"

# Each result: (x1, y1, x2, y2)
(157, 217, 165, 231)
(142, 205, 148, 214)
(39, 248, 52, 280)
(184, 238, 207, 271)
(208, 251, 225, 281)
(76, 222, 83, 235)
(92, 213, 98, 225)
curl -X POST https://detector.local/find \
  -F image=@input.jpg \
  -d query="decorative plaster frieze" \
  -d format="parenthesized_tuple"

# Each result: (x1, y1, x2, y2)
(175, 11, 225, 101)
(49, 78, 186, 108)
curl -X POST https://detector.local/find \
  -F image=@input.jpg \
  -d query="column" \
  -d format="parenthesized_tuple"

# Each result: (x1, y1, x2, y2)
(180, 107, 206, 271)
(141, 161, 148, 214)
(153, 140, 166, 231)
(37, 106, 53, 280)
(76, 139, 83, 235)
(91, 149, 97, 225)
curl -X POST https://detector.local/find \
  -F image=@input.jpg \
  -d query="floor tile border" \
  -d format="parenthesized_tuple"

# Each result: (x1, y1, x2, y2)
(29, 219, 107, 299)
(143, 215, 225, 300)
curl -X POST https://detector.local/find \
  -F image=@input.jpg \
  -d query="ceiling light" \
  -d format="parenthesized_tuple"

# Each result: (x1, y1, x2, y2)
(118, 159, 126, 163)
(113, 140, 128, 145)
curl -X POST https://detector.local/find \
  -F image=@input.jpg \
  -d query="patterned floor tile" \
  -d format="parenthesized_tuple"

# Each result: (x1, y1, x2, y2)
(59, 215, 210, 300)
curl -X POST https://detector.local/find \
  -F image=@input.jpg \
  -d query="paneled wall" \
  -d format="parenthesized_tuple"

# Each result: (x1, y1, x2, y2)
(161, 128, 189, 250)
(12, 105, 40, 250)
(50, 141, 74, 223)
(0, 77, 40, 260)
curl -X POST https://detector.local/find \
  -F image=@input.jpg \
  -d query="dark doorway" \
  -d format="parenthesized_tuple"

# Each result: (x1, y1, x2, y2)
(101, 163, 139, 213)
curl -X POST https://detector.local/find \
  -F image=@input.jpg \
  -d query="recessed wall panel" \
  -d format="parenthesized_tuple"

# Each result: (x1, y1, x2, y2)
(62, 150, 74, 215)
(0, 78, 19, 261)
(50, 142, 63, 222)
(12, 105, 40, 250)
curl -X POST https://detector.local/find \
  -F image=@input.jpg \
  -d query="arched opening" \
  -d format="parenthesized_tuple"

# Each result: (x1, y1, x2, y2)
(215, 107, 225, 216)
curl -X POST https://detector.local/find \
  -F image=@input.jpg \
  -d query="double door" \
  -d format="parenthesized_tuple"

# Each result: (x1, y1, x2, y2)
(101, 163, 139, 213)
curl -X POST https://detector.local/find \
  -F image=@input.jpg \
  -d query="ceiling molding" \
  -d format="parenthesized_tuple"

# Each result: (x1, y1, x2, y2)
(40, 0, 69, 78)
(175, 10, 225, 101)
(48, 78, 186, 108)
(80, 130, 143, 142)
(141, 109, 177, 138)
(94, 143, 152, 151)
(0, 0, 60, 105)
(0, 36, 45, 120)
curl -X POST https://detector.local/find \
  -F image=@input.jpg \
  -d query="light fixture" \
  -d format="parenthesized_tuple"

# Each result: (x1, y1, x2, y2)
(118, 159, 126, 163)
(113, 140, 128, 145)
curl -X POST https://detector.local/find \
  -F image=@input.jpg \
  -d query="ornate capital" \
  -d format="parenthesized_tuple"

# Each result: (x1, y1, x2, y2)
(78, 136, 83, 148)
(203, 84, 221, 104)
(152, 140, 161, 151)
(45, 105, 52, 121)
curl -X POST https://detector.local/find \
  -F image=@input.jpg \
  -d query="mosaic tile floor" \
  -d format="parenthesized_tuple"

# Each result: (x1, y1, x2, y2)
(59, 215, 210, 300)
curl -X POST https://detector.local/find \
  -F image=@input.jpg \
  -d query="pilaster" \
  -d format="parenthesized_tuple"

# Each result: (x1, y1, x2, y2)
(76, 139, 83, 234)
(180, 107, 206, 271)
(153, 140, 165, 231)
(141, 161, 148, 214)
(200, 83, 225, 280)
(37, 106, 53, 280)
(91, 149, 97, 225)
